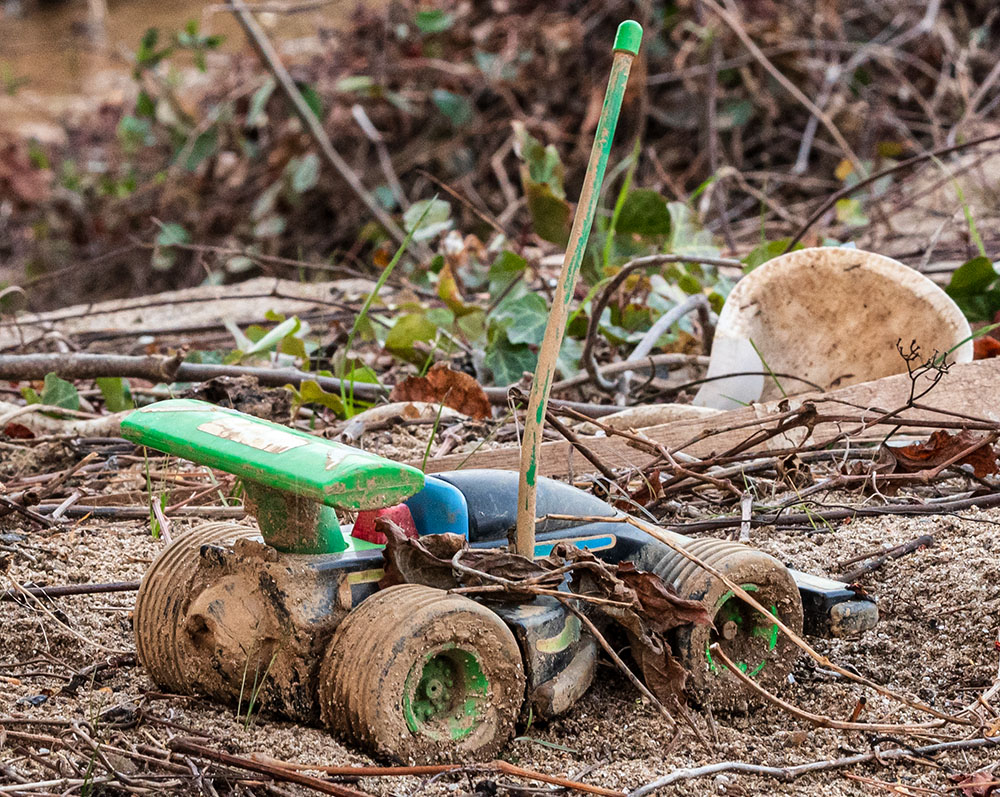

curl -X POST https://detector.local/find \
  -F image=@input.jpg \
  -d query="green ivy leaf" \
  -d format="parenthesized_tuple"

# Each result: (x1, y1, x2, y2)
(946, 255, 1000, 322)
(153, 223, 189, 271)
(156, 223, 189, 247)
(183, 127, 217, 172)
(490, 293, 548, 345)
(290, 380, 345, 414)
(342, 364, 380, 384)
(514, 122, 564, 196)
(484, 335, 536, 385)
(513, 123, 571, 245)
(385, 313, 438, 363)
(556, 335, 583, 379)
(247, 77, 276, 127)
(456, 309, 487, 345)
(667, 202, 719, 257)
(523, 181, 571, 246)
(616, 189, 671, 237)
(488, 250, 527, 300)
(743, 239, 802, 271)
(40, 373, 79, 410)
(947, 255, 996, 294)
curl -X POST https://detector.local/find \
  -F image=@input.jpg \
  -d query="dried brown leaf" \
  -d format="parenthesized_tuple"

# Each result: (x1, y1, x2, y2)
(616, 561, 712, 633)
(3, 422, 35, 440)
(378, 520, 560, 597)
(0, 142, 51, 204)
(378, 520, 465, 590)
(775, 454, 813, 488)
(629, 632, 690, 706)
(615, 469, 662, 510)
(974, 337, 1000, 360)
(895, 430, 999, 478)
(389, 362, 491, 419)
(949, 772, 999, 797)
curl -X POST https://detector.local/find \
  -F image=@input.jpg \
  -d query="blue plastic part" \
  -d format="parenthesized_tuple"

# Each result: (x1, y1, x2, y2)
(405, 476, 470, 537)
(534, 535, 617, 558)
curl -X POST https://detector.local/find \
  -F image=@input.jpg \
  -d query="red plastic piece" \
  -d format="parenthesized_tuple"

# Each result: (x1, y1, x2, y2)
(352, 503, 418, 544)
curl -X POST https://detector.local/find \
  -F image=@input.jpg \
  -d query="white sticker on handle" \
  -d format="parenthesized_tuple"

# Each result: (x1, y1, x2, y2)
(197, 416, 308, 454)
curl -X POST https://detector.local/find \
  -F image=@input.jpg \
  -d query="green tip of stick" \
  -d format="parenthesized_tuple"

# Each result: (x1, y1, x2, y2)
(613, 20, 643, 55)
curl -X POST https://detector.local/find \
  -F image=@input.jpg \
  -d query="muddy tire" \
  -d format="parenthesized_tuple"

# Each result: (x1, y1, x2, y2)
(134, 521, 257, 693)
(319, 584, 525, 763)
(650, 539, 803, 700)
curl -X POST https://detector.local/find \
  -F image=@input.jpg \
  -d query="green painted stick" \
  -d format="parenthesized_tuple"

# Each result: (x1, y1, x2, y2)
(514, 20, 643, 557)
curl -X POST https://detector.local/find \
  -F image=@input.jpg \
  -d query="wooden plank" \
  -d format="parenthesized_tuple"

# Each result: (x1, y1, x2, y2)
(420, 358, 1000, 477)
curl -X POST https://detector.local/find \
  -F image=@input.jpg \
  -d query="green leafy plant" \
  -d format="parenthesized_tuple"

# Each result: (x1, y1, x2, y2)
(225, 313, 309, 363)
(945, 255, 1000, 322)
(22, 373, 80, 410)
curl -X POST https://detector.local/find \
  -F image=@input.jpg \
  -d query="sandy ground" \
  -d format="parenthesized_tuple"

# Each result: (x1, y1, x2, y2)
(1, 426, 999, 796)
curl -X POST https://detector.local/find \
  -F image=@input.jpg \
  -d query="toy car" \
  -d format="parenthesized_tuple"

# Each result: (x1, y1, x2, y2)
(121, 399, 877, 762)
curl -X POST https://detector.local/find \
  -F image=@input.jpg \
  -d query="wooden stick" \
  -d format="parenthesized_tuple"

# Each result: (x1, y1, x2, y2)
(170, 739, 371, 797)
(0, 353, 626, 416)
(426, 358, 1000, 476)
(628, 737, 1000, 795)
(836, 534, 935, 582)
(514, 21, 643, 556)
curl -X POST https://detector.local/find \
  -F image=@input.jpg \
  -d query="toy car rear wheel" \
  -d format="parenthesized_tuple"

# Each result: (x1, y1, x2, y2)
(650, 539, 804, 702)
(319, 584, 525, 763)
(134, 521, 257, 693)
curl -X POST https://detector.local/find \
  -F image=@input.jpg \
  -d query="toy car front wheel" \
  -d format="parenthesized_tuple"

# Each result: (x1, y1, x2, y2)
(134, 521, 258, 693)
(319, 584, 525, 763)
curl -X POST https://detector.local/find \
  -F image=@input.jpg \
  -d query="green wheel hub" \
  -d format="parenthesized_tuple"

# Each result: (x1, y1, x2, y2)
(403, 646, 489, 741)
(705, 584, 779, 678)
